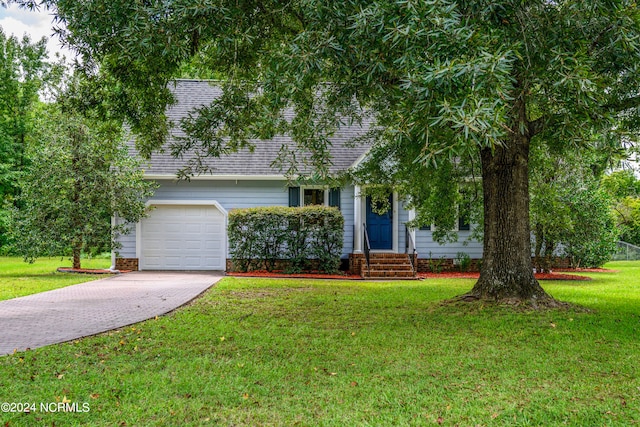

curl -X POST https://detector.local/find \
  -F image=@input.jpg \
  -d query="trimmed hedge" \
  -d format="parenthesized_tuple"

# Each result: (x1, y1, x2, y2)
(228, 206, 344, 273)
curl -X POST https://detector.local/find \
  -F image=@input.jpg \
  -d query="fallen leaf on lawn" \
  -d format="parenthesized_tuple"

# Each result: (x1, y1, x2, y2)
(57, 374, 64, 379)
(492, 413, 499, 419)
(243, 393, 249, 400)
(219, 336, 225, 342)
(329, 372, 337, 376)
(437, 416, 444, 424)
(550, 322, 557, 328)
(350, 381, 358, 387)
(62, 396, 71, 404)
(90, 394, 100, 399)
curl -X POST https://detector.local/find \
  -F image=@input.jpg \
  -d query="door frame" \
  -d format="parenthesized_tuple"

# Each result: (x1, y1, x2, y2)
(136, 199, 228, 270)
(361, 192, 399, 253)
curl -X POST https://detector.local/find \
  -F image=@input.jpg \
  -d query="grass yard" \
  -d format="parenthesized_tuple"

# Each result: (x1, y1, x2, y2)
(0, 262, 639, 426)
(0, 256, 112, 301)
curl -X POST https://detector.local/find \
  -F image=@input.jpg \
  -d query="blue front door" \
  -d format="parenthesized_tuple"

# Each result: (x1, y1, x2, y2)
(366, 195, 393, 250)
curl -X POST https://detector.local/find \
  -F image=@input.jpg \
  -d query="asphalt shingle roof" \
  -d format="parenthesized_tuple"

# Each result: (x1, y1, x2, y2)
(141, 80, 370, 177)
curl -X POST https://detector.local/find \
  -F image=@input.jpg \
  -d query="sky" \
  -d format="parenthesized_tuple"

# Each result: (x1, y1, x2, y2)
(0, 3, 72, 59)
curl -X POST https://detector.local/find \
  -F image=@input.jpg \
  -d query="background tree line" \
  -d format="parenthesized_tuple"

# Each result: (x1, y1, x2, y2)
(0, 28, 154, 268)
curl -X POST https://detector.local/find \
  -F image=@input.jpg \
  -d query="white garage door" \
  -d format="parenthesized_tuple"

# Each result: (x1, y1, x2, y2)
(140, 204, 226, 270)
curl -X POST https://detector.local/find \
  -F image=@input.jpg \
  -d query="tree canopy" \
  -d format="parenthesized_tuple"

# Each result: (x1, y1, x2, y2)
(601, 169, 640, 246)
(10, 100, 156, 269)
(11, 0, 640, 304)
(0, 28, 57, 250)
(530, 143, 619, 270)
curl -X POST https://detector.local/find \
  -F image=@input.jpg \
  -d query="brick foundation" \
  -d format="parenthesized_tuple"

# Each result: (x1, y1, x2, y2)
(115, 258, 139, 271)
(227, 254, 572, 275)
(349, 253, 365, 276)
(226, 258, 345, 273)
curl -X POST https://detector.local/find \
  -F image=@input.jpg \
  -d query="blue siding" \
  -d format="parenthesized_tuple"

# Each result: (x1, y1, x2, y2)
(116, 178, 485, 263)
(117, 179, 357, 259)
(115, 216, 136, 258)
(398, 200, 409, 253)
(397, 200, 483, 259)
(415, 228, 483, 259)
(340, 185, 355, 257)
(152, 179, 289, 207)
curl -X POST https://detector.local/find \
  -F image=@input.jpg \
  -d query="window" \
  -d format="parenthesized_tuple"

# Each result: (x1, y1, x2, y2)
(304, 188, 325, 206)
(458, 216, 470, 231)
(418, 188, 472, 232)
(418, 215, 470, 232)
(288, 187, 341, 209)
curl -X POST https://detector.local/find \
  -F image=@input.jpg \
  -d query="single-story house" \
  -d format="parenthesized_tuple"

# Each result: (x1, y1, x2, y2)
(113, 80, 483, 277)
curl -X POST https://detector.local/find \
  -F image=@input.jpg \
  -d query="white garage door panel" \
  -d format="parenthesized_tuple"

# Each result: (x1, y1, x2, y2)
(140, 204, 225, 270)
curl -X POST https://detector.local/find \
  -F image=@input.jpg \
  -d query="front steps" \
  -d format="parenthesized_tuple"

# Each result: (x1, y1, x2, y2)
(361, 253, 416, 279)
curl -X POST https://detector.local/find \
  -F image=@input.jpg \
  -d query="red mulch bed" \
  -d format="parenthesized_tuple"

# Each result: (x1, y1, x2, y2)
(228, 270, 594, 281)
(56, 267, 130, 274)
(555, 267, 617, 273)
(418, 271, 592, 281)
(227, 271, 362, 280)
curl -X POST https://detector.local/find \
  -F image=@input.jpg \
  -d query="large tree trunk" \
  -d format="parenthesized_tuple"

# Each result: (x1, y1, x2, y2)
(466, 133, 555, 305)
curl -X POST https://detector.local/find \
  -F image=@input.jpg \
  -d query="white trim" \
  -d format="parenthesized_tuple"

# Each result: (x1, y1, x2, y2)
(350, 146, 373, 169)
(136, 199, 228, 270)
(143, 199, 229, 212)
(353, 185, 362, 253)
(407, 207, 417, 252)
(144, 174, 286, 181)
(392, 192, 399, 252)
(110, 215, 118, 272)
(299, 186, 329, 206)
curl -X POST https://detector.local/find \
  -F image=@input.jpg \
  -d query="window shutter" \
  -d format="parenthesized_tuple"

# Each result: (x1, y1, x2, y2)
(328, 188, 341, 209)
(289, 187, 300, 207)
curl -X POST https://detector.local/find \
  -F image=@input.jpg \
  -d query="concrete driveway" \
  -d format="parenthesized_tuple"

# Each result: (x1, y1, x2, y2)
(0, 271, 223, 356)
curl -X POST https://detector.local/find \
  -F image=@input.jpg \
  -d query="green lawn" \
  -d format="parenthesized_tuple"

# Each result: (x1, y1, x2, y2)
(0, 261, 638, 426)
(0, 256, 112, 301)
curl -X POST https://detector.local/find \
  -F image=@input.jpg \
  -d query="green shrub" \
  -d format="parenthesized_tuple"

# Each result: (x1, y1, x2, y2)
(228, 206, 344, 273)
(455, 252, 471, 272)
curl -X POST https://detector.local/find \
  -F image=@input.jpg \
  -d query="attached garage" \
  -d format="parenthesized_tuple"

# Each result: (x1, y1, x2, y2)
(139, 202, 227, 270)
